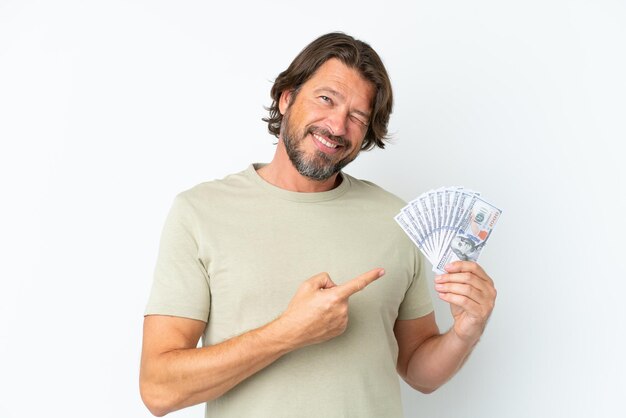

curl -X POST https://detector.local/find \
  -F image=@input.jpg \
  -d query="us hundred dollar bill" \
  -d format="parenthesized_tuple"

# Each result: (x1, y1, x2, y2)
(434, 196, 502, 274)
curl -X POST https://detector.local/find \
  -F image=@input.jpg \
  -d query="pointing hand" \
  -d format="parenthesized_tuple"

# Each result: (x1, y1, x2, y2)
(278, 268, 385, 348)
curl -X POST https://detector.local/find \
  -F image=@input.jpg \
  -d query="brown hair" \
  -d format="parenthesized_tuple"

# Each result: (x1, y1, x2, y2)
(263, 32, 394, 150)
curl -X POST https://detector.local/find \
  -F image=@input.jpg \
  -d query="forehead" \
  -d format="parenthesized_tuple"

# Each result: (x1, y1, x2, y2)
(301, 58, 375, 109)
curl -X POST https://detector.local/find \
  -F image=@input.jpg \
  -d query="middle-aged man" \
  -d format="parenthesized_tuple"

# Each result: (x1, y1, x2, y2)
(140, 32, 497, 418)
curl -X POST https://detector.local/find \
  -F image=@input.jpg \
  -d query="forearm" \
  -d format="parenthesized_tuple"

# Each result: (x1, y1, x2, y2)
(140, 319, 294, 416)
(140, 269, 384, 416)
(403, 328, 479, 393)
(400, 261, 496, 393)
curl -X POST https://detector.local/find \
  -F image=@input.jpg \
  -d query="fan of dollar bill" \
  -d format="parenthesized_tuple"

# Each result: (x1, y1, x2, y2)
(395, 187, 502, 274)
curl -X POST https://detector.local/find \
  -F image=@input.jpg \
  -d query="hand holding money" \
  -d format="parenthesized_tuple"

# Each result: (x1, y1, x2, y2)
(435, 261, 496, 344)
(395, 186, 501, 343)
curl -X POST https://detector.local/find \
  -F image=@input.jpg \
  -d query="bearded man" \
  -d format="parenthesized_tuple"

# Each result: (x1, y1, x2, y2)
(140, 32, 497, 418)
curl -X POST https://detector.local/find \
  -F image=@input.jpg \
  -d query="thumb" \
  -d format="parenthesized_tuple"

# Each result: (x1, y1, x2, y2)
(306, 272, 337, 290)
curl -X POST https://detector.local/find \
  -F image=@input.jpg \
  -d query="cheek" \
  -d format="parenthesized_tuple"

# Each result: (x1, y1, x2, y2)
(344, 142, 363, 162)
(349, 132, 366, 152)
(290, 106, 318, 130)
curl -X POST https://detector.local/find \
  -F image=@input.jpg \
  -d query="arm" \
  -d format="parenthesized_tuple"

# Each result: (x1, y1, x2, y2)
(139, 268, 385, 416)
(394, 261, 496, 393)
(139, 315, 293, 417)
(394, 313, 478, 393)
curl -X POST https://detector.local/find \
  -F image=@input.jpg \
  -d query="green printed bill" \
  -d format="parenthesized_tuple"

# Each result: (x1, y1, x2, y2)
(395, 187, 502, 274)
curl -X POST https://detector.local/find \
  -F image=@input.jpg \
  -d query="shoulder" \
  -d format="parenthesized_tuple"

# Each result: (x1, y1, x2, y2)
(343, 173, 407, 211)
(176, 167, 252, 203)
(166, 167, 254, 219)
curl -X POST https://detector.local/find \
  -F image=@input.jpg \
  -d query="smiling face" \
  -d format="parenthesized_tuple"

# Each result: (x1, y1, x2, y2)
(278, 58, 375, 181)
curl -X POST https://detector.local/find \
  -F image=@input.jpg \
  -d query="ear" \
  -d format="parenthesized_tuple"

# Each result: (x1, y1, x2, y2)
(278, 89, 293, 115)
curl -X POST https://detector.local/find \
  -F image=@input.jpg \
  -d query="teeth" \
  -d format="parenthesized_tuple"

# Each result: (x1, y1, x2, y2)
(313, 133, 338, 148)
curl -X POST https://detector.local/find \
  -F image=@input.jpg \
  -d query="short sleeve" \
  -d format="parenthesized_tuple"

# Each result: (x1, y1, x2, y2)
(144, 194, 211, 322)
(397, 249, 434, 320)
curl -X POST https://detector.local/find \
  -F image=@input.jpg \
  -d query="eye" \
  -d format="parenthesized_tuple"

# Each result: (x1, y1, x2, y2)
(319, 95, 332, 104)
(350, 114, 369, 128)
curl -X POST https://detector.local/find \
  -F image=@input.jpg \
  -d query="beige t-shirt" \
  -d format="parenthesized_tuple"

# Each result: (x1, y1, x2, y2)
(145, 164, 433, 418)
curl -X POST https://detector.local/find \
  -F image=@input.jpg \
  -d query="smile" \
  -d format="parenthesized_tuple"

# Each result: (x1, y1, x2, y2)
(312, 133, 338, 149)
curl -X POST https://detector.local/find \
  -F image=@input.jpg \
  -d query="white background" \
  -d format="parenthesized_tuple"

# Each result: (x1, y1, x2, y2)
(1, 1, 625, 417)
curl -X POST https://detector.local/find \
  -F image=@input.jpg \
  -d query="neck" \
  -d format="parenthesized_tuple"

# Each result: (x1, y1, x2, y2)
(256, 140, 341, 193)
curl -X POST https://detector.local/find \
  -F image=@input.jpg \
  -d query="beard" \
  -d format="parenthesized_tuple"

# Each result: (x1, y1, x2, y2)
(281, 110, 358, 182)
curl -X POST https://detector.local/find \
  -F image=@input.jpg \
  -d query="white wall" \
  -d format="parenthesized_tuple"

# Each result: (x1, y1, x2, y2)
(1, 1, 624, 417)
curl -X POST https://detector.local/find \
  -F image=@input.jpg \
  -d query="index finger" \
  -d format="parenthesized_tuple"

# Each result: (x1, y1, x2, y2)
(335, 268, 385, 299)
(443, 261, 492, 284)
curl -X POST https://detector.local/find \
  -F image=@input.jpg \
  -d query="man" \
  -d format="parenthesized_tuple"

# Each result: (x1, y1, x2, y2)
(140, 32, 497, 418)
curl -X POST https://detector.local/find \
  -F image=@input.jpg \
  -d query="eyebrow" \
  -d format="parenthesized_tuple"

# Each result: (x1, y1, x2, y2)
(314, 87, 371, 120)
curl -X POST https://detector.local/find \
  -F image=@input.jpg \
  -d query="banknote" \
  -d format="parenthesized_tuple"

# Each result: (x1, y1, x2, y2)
(395, 187, 501, 274)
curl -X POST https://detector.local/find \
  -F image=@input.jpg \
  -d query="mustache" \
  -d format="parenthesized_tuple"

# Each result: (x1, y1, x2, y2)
(307, 126, 349, 147)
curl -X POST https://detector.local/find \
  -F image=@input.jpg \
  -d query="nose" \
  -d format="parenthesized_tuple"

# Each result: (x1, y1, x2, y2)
(325, 109, 348, 137)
